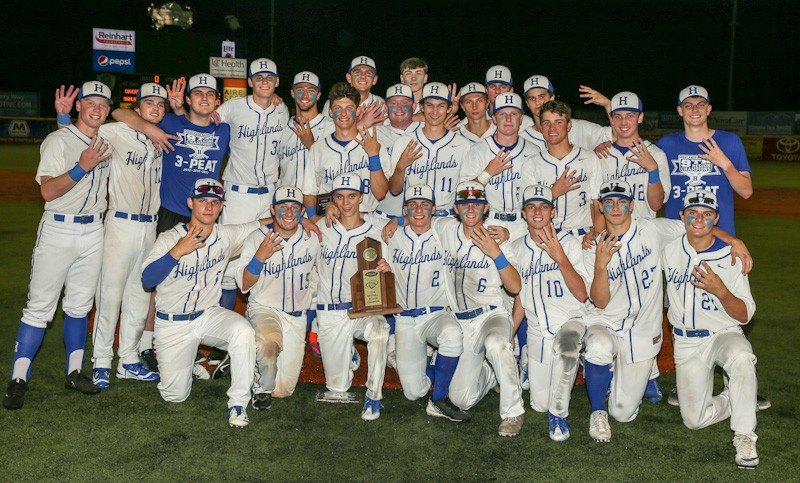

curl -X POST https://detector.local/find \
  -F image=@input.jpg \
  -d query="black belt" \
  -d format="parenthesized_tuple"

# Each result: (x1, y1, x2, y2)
(399, 306, 444, 317)
(156, 310, 205, 321)
(673, 327, 710, 338)
(455, 305, 497, 320)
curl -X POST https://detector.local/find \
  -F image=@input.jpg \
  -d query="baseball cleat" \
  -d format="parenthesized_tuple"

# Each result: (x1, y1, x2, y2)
(350, 346, 361, 371)
(315, 390, 360, 404)
(498, 415, 524, 437)
(140, 349, 159, 373)
(361, 396, 383, 421)
(116, 362, 159, 382)
(3, 378, 28, 410)
(733, 434, 759, 468)
(65, 370, 102, 395)
(212, 354, 231, 379)
(667, 387, 680, 407)
(192, 357, 211, 380)
(426, 398, 471, 422)
(589, 410, 611, 442)
(252, 392, 272, 411)
(756, 395, 771, 411)
(228, 405, 249, 428)
(92, 368, 111, 390)
(644, 378, 663, 404)
(548, 412, 570, 442)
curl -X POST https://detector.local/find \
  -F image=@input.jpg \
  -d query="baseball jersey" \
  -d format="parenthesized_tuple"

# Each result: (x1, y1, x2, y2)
(460, 136, 541, 214)
(236, 224, 320, 313)
(511, 231, 589, 337)
(519, 118, 612, 152)
(301, 133, 391, 213)
(158, 113, 230, 216)
(143, 221, 260, 314)
(535, 146, 603, 231)
(36, 125, 111, 215)
(390, 130, 471, 212)
(459, 123, 496, 144)
(217, 96, 289, 187)
(315, 213, 390, 306)
(100, 122, 162, 215)
(278, 113, 331, 188)
(597, 141, 671, 220)
(322, 93, 384, 121)
(376, 121, 421, 216)
(663, 236, 755, 333)
(582, 218, 684, 363)
(656, 130, 750, 235)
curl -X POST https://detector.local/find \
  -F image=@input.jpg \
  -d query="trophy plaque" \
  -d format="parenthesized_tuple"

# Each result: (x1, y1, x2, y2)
(316, 192, 333, 216)
(349, 238, 402, 318)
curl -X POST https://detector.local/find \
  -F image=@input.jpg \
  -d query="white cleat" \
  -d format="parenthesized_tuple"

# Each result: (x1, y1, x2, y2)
(315, 390, 360, 404)
(228, 406, 249, 428)
(589, 410, 611, 442)
(733, 434, 759, 469)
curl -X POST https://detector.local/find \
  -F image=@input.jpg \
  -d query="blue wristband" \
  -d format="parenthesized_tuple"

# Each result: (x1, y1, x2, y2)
(396, 216, 405, 227)
(57, 113, 71, 125)
(68, 164, 86, 183)
(306, 206, 317, 218)
(368, 155, 382, 172)
(493, 253, 510, 271)
(648, 169, 660, 184)
(245, 256, 265, 276)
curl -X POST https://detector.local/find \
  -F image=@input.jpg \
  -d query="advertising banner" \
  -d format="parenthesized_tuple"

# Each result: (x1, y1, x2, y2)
(762, 136, 800, 162)
(0, 91, 40, 117)
(92, 28, 135, 52)
(93, 50, 136, 73)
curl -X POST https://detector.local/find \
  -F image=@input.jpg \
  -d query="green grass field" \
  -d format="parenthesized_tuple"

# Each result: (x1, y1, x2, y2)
(0, 152, 798, 480)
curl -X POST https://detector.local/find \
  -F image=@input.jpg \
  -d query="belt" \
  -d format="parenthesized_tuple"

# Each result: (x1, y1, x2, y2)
(400, 306, 444, 317)
(52, 213, 103, 224)
(317, 302, 353, 311)
(455, 305, 497, 320)
(574, 227, 589, 236)
(114, 211, 158, 223)
(673, 327, 710, 338)
(434, 209, 456, 217)
(230, 184, 270, 195)
(286, 310, 305, 317)
(156, 310, 205, 321)
(492, 212, 517, 222)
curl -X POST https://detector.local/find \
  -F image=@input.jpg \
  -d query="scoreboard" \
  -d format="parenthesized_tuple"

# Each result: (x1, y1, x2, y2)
(118, 73, 187, 107)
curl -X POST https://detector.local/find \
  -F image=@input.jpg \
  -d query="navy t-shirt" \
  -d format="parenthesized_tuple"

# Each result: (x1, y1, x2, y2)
(656, 130, 750, 235)
(158, 113, 230, 216)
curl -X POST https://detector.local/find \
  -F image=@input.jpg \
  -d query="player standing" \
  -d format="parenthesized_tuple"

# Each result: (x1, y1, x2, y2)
(4, 81, 113, 409)
(399, 57, 428, 108)
(322, 56, 384, 119)
(458, 82, 495, 143)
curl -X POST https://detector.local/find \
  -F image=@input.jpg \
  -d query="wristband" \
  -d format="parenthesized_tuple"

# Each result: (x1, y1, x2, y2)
(306, 206, 317, 218)
(477, 170, 492, 185)
(493, 253, 510, 271)
(647, 169, 660, 184)
(245, 256, 265, 276)
(57, 113, 71, 125)
(68, 164, 87, 183)
(396, 216, 405, 227)
(368, 155, 382, 172)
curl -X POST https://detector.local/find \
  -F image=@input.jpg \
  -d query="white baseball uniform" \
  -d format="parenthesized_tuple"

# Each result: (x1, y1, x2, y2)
(432, 217, 525, 419)
(376, 121, 421, 216)
(582, 218, 684, 422)
(315, 213, 391, 400)
(322, 93, 384, 121)
(92, 122, 162, 370)
(278, 113, 332, 188)
(236, 224, 319, 398)
(510, 230, 589, 417)
(663, 236, 757, 438)
(597, 142, 671, 220)
(519, 118, 612, 152)
(459, 122, 496, 144)
(142, 221, 260, 408)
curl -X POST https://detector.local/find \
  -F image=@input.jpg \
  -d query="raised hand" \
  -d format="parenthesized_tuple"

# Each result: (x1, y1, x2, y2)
(594, 231, 620, 268)
(170, 224, 206, 259)
(578, 85, 610, 109)
(484, 148, 512, 177)
(698, 137, 733, 170)
(469, 225, 502, 258)
(291, 118, 316, 149)
(255, 229, 284, 261)
(627, 138, 658, 171)
(55, 85, 78, 116)
(551, 168, 581, 197)
(396, 140, 423, 170)
(356, 126, 381, 157)
(382, 218, 399, 242)
(594, 140, 612, 159)
(690, 261, 728, 297)
(78, 136, 112, 171)
(444, 112, 461, 132)
(535, 224, 567, 263)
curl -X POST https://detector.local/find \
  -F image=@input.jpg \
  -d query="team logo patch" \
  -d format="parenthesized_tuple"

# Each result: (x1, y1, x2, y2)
(671, 155, 720, 187)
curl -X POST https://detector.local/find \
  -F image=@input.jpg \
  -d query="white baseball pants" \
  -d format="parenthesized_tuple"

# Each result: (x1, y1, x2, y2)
(527, 318, 585, 418)
(247, 306, 307, 398)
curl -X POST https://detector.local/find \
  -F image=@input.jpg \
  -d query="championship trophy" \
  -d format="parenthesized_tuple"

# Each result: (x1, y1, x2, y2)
(349, 238, 402, 318)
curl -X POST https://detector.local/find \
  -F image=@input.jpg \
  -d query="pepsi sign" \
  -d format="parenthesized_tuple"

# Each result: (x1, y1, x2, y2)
(93, 50, 135, 73)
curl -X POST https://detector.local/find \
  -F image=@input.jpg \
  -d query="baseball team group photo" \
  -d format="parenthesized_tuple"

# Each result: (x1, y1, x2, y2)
(1, 1, 797, 480)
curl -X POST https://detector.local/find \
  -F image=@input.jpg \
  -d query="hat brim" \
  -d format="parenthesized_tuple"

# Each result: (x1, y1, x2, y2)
(454, 199, 488, 205)
(683, 202, 718, 212)
(192, 193, 224, 200)
(610, 107, 642, 113)
(599, 193, 633, 201)
(421, 95, 451, 103)
(522, 197, 554, 206)
(273, 198, 304, 206)
(486, 80, 512, 86)
(251, 70, 278, 77)
(404, 196, 435, 204)
(331, 187, 362, 194)
(79, 93, 113, 104)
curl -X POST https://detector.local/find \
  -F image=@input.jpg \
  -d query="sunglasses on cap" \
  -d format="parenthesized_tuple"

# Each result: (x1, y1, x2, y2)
(195, 184, 224, 195)
(685, 194, 717, 207)
(456, 189, 485, 200)
(599, 185, 629, 196)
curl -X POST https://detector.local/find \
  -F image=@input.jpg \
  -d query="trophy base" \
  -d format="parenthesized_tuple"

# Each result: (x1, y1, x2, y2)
(348, 305, 403, 319)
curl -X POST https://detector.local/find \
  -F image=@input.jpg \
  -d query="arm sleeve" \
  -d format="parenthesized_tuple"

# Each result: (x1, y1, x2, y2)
(727, 135, 751, 173)
(215, 101, 231, 124)
(141, 253, 179, 289)
(649, 142, 672, 202)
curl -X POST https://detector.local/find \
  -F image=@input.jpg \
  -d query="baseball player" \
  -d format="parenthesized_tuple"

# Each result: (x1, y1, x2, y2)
(4, 81, 113, 410)
(484, 65, 534, 128)
(322, 56, 384, 121)
(458, 82, 496, 143)
(236, 186, 319, 410)
(313, 173, 391, 421)
(460, 93, 541, 242)
(399, 57, 428, 107)
(510, 184, 590, 442)
(377, 184, 469, 422)
(140, 179, 262, 427)
(434, 182, 526, 436)
(302, 82, 391, 217)
(662, 190, 759, 468)
(387, 83, 470, 217)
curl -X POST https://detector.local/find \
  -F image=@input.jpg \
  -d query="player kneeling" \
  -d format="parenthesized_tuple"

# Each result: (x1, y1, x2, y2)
(510, 185, 590, 441)
(664, 190, 759, 469)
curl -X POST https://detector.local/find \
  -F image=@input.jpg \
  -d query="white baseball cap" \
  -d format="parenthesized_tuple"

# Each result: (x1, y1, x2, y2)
(78, 81, 112, 103)
(678, 85, 710, 105)
(188, 74, 218, 93)
(485, 65, 512, 86)
(292, 71, 320, 89)
(386, 83, 413, 101)
(137, 83, 167, 101)
(192, 178, 224, 200)
(331, 173, 363, 193)
(458, 82, 487, 98)
(455, 181, 487, 205)
(599, 179, 633, 201)
(403, 184, 435, 204)
(350, 56, 377, 72)
(610, 91, 643, 113)
(493, 92, 524, 112)
(522, 184, 554, 206)
(273, 186, 304, 205)
(249, 58, 278, 77)
(523, 75, 554, 94)
(683, 189, 719, 212)
(421, 82, 451, 103)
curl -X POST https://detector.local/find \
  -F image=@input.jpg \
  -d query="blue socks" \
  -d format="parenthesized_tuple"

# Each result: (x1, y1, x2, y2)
(431, 354, 459, 401)
(386, 315, 396, 335)
(63, 315, 88, 374)
(10, 322, 46, 381)
(220, 289, 238, 310)
(585, 361, 612, 412)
